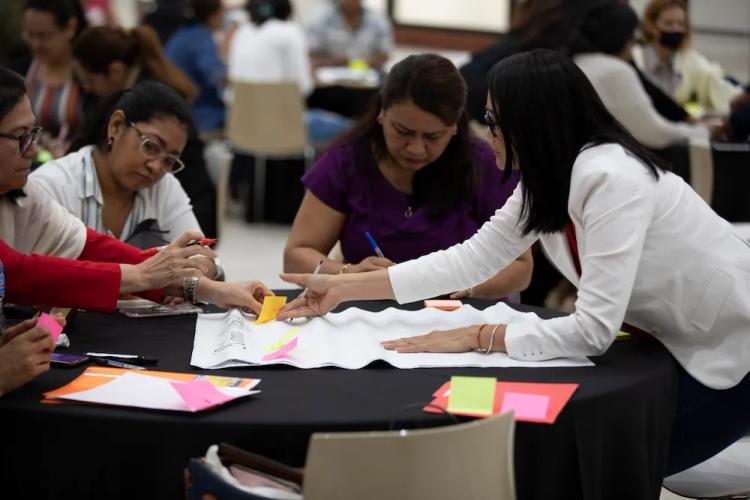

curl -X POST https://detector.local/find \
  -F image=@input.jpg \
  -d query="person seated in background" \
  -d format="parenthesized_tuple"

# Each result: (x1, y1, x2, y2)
(284, 54, 532, 301)
(73, 25, 217, 238)
(31, 81, 202, 249)
(307, 0, 393, 70)
(21, 0, 89, 157)
(0, 67, 272, 313)
(72, 25, 197, 101)
(570, 2, 709, 149)
(227, 0, 351, 146)
(165, 0, 226, 137)
(726, 87, 750, 141)
(633, 0, 743, 117)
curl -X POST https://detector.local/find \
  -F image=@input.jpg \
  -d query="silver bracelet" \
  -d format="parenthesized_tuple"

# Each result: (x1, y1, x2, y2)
(485, 324, 500, 354)
(182, 276, 200, 304)
(467, 286, 474, 298)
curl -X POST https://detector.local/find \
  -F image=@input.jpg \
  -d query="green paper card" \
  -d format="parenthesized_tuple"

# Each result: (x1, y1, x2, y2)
(447, 376, 497, 416)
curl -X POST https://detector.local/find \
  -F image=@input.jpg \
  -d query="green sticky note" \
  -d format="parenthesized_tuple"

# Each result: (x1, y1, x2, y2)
(447, 376, 497, 416)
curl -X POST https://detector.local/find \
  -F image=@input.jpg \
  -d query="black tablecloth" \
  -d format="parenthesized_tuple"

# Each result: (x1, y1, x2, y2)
(0, 294, 679, 500)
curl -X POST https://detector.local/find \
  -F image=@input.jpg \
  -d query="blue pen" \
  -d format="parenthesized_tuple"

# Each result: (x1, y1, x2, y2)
(364, 231, 386, 258)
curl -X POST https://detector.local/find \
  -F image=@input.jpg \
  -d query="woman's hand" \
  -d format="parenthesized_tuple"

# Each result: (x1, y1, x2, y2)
(1, 315, 65, 347)
(343, 256, 394, 274)
(121, 231, 218, 292)
(0, 326, 54, 395)
(276, 273, 343, 320)
(196, 280, 274, 314)
(382, 325, 507, 353)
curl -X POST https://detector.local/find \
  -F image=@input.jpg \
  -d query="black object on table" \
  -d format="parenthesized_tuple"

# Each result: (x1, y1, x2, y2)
(0, 293, 679, 500)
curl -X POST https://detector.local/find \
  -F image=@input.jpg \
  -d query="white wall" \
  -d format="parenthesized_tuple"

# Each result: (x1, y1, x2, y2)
(393, 0, 510, 33)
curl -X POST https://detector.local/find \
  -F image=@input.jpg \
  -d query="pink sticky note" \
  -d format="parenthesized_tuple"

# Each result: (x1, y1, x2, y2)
(424, 300, 463, 311)
(500, 392, 550, 420)
(261, 337, 298, 362)
(170, 380, 235, 411)
(37, 313, 63, 342)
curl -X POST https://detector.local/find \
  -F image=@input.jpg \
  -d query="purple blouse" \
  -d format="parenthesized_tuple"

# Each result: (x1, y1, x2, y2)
(302, 137, 520, 265)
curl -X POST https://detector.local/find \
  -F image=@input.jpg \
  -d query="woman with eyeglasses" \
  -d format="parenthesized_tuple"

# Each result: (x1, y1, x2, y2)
(31, 81, 200, 247)
(283, 54, 532, 301)
(22, 0, 88, 155)
(278, 49, 750, 475)
(0, 66, 273, 320)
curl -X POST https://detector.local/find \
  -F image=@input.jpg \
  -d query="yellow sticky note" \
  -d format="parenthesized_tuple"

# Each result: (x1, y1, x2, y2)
(447, 376, 497, 416)
(266, 328, 300, 352)
(256, 296, 287, 324)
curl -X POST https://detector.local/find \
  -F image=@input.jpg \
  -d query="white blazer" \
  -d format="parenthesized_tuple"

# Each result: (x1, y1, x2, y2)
(389, 143, 750, 389)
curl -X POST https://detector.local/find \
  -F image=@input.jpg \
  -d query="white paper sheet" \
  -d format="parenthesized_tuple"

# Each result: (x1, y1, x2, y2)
(55, 373, 259, 412)
(191, 303, 594, 370)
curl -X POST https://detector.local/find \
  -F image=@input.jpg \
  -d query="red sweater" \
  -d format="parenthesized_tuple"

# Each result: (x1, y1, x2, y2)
(2, 228, 163, 312)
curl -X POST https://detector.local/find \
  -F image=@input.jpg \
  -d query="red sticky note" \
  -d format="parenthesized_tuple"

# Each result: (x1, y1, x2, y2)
(37, 313, 63, 343)
(170, 380, 234, 411)
(424, 380, 578, 424)
(500, 392, 549, 420)
(261, 336, 298, 362)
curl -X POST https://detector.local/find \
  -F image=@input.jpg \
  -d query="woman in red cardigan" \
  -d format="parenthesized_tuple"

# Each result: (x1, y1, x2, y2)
(0, 67, 272, 395)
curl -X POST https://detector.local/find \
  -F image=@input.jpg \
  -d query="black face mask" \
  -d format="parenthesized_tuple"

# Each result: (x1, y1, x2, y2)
(659, 31, 685, 50)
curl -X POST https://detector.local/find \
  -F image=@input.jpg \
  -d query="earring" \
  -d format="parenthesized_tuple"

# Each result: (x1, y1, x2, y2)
(107, 137, 114, 151)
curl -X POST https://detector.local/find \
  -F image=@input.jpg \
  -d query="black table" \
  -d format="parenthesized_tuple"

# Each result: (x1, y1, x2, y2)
(0, 294, 680, 500)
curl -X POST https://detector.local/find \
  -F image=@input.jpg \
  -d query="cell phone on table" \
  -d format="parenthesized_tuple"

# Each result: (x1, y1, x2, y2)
(50, 352, 89, 367)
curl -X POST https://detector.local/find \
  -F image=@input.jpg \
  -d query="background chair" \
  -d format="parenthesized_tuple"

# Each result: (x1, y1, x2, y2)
(225, 81, 314, 222)
(303, 411, 516, 500)
(662, 437, 750, 499)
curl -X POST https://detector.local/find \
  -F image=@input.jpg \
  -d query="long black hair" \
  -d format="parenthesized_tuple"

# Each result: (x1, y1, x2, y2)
(68, 81, 194, 153)
(487, 49, 668, 235)
(335, 53, 477, 218)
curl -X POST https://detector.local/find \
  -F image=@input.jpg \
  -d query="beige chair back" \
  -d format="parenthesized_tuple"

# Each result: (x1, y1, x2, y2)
(303, 411, 516, 500)
(226, 81, 307, 157)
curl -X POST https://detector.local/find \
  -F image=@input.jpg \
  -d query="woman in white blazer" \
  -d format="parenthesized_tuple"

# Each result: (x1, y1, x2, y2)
(277, 49, 750, 475)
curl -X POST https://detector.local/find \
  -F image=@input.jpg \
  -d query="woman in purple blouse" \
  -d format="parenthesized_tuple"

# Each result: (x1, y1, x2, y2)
(284, 54, 532, 300)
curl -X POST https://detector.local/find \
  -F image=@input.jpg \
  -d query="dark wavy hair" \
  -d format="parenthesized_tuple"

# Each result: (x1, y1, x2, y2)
(487, 49, 668, 235)
(334, 53, 478, 218)
(68, 81, 194, 153)
(24, 0, 88, 38)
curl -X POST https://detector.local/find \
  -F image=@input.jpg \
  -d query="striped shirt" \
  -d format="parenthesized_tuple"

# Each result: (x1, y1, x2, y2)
(26, 61, 83, 139)
(29, 146, 201, 243)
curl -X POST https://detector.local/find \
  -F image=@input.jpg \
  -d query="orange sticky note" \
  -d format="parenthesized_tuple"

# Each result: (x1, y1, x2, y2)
(256, 296, 287, 324)
(424, 300, 463, 311)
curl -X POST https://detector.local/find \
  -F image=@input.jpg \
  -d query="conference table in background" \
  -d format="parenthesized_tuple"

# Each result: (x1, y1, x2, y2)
(0, 292, 680, 500)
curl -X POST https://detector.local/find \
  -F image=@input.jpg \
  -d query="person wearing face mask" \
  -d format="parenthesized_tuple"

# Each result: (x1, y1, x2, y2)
(284, 54, 532, 301)
(30, 81, 203, 250)
(633, 0, 743, 116)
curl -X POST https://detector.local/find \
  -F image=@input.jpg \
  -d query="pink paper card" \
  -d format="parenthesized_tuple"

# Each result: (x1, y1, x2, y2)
(424, 300, 463, 311)
(261, 337, 298, 362)
(37, 313, 63, 342)
(170, 380, 234, 411)
(500, 392, 550, 420)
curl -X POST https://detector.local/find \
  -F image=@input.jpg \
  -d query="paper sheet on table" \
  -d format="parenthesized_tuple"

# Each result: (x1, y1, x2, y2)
(190, 303, 594, 370)
(52, 372, 258, 412)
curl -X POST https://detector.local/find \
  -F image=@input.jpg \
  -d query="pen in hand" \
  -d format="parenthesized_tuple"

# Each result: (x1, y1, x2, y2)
(298, 260, 324, 300)
(141, 238, 217, 258)
(365, 231, 386, 258)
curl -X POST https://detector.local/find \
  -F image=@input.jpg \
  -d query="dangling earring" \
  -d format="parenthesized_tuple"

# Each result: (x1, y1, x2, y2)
(107, 137, 114, 151)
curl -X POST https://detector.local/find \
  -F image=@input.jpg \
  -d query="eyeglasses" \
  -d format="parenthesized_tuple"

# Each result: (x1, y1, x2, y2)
(128, 122, 185, 174)
(484, 109, 498, 138)
(0, 126, 43, 156)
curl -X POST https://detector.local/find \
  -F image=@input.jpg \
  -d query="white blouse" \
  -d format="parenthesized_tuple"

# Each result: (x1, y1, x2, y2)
(0, 180, 86, 258)
(389, 143, 750, 390)
(574, 52, 709, 149)
(30, 146, 200, 243)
